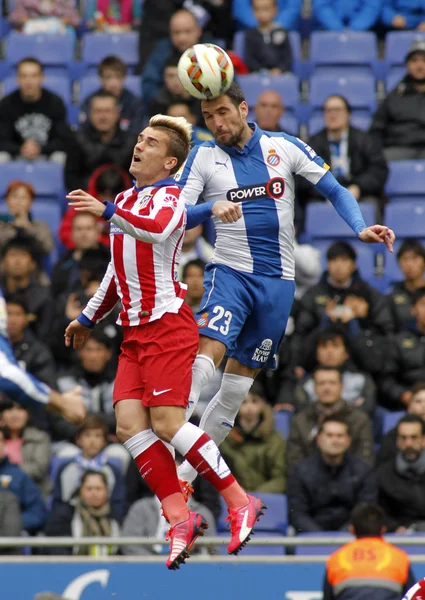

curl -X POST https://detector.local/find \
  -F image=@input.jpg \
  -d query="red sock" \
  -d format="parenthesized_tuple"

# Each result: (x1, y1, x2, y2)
(134, 440, 188, 525)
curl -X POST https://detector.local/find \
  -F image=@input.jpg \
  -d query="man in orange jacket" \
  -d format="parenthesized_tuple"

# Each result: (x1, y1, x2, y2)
(324, 502, 416, 600)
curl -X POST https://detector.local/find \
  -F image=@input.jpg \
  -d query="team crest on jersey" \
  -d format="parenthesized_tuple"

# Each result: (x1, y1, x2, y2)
(197, 312, 209, 328)
(227, 177, 285, 202)
(136, 192, 153, 210)
(267, 149, 281, 166)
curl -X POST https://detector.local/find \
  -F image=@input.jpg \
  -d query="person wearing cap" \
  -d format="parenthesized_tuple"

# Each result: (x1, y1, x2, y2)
(370, 41, 425, 160)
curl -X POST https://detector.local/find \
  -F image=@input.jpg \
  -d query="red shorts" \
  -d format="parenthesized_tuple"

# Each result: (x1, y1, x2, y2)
(113, 303, 199, 408)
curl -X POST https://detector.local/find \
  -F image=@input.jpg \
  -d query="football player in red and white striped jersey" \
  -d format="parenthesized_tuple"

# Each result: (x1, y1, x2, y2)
(64, 115, 266, 569)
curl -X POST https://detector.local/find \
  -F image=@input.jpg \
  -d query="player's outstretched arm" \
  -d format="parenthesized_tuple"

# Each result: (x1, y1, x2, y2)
(186, 200, 242, 228)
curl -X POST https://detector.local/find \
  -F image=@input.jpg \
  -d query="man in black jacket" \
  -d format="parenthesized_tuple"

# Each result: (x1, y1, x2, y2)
(0, 57, 73, 164)
(299, 94, 388, 212)
(287, 417, 376, 533)
(64, 91, 135, 191)
(292, 242, 392, 376)
(377, 414, 425, 532)
(370, 40, 425, 160)
(379, 287, 425, 409)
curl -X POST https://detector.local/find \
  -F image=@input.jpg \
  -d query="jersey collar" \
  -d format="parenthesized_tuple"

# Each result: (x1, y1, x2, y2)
(133, 177, 178, 192)
(217, 122, 263, 157)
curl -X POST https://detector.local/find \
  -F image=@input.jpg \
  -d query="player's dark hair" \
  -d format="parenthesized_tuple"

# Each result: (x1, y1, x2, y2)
(313, 365, 343, 381)
(410, 382, 425, 399)
(317, 416, 350, 436)
(17, 57, 43, 72)
(412, 286, 425, 306)
(182, 258, 206, 280)
(4, 292, 28, 313)
(397, 413, 425, 435)
(316, 326, 350, 350)
(98, 55, 127, 77)
(397, 238, 425, 262)
(1, 233, 42, 264)
(326, 241, 357, 262)
(222, 82, 246, 107)
(324, 94, 352, 114)
(350, 503, 386, 538)
(90, 89, 118, 107)
(79, 469, 108, 489)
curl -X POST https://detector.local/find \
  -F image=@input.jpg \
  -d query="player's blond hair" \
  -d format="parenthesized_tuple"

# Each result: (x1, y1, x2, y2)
(149, 114, 193, 174)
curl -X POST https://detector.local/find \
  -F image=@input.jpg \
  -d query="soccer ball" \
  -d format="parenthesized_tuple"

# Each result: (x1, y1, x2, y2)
(177, 43, 234, 100)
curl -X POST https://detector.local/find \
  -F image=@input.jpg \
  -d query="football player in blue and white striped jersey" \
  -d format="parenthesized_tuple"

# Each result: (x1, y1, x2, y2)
(176, 81, 395, 486)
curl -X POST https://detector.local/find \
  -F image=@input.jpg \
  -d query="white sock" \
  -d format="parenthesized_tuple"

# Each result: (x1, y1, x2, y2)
(185, 354, 216, 420)
(123, 429, 159, 459)
(177, 373, 254, 484)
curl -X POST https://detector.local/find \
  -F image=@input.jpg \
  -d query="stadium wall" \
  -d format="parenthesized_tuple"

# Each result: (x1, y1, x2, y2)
(2, 558, 425, 599)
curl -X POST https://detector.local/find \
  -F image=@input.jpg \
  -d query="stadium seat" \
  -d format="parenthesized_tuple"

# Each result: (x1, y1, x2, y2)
(238, 73, 299, 110)
(385, 161, 425, 201)
(5, 33, 73, 70)
(309, 74, 376, 114)
(2, 74, 72, 106)
(308, 112, 371, 136)
(310, 32, 377, 75)
(0, 162, 64, 198)
(295, 532, 352, 556)
(386, 32, 425, 68)
(382, 410, 405, 435)
(79, 74, 142, 103)
(386, 67, 405, 92)
(217, 493, 288, 533)
(311, 239, 376, 280)
(274, 411, 292, 439)
(81, 32, 138, 68)
(305, 202, 375, 239)
(385, 202, 425, 238)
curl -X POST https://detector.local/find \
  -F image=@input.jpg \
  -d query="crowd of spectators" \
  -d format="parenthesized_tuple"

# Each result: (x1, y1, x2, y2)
(1, 0, 425, 556)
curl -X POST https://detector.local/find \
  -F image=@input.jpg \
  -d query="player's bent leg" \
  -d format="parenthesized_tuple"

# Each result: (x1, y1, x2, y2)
(185, 337, 227, 420)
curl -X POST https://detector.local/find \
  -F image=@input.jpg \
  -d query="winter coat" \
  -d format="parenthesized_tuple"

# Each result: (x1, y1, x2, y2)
(286, 401, 375, 473)
(376, 427, 398, 467)
(377, 456, 425, 531)
(121, 497, 216, 555)
(0, 217, 54, 255)
(379, 324, 425, 409)
(0, 490, 23, 542)
(288, 451, 377, 532)
(292, 270, 393, 374)
(220, 404, 286, 493)
(19, 426, 52, 496)
(370, 75, 425, 149)
(79, 88, 144, 134)
(12, 329, 56, 388)
(244, 26, 293, 73)
(0, 457, 46, 533)
(381, 0, 425, 29)
(312, 0, 382, 31)
(387, 281, 418, 332)
(44, 502, 121, 555)
(300, 126, 388, 201)
(64, 122, 135, 191)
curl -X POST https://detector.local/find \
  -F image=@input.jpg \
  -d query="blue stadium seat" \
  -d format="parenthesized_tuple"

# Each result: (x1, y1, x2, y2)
(5, 33, 73, 70)
(384, 533, 425, 555)
(310, 32, 377, 75)
(386, 32, 425, 67)
(311, 239, 376, 280)
(305, 202, 375, 239)
(81, 32, 138, 68)
(295, 532, 352, 556)
(79, 74, 142, 103)
(385, 202, 425, 238)
(308, 112, 371, 136)
(2, 74, 72, 105)
(233, 30, 302, 75)
(309, 74, 376, 114)
(382, 410, 405, 434)
(385, 161, 425, 202)
(217, 493, 288, 533)
(386, 67, 405, 92)
(0, 162, 64, 198)
(238, 73, 299, 110)
(274, 411, 292, 439)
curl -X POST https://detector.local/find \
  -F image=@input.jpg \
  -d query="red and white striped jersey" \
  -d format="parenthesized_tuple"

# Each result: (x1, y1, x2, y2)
(80, 179, 187, 328)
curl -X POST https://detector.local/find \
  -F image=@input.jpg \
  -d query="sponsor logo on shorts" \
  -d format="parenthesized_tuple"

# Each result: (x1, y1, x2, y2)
(252, 338, 273, 363)
(226, 178, 285, 202)
(197, 312, 209, 328)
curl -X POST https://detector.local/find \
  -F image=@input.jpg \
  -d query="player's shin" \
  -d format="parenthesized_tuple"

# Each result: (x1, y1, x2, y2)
(170, 422, 248, 509)
(185, 354, 216, 420)
(124, 429, 188, 525)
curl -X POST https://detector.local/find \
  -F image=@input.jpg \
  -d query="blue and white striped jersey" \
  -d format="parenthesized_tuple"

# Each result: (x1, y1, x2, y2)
(178, 124, 366, 279)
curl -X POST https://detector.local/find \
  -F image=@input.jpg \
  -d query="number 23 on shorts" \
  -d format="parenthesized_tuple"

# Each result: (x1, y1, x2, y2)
(208, 305, 232, 336)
